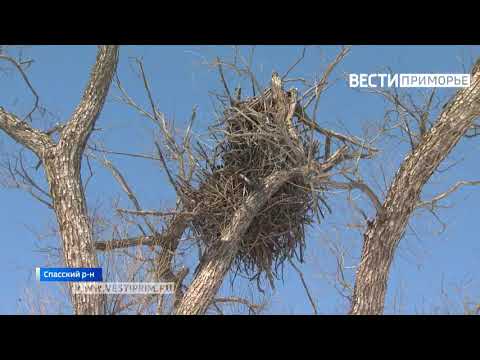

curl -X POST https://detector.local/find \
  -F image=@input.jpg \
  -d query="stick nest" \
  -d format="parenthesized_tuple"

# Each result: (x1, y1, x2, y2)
(180, 86, 327, 286)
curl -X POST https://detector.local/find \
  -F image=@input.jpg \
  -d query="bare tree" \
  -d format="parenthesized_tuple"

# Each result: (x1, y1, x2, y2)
(349, 60, 480, 314)
(2, 45, 480, 315)
(0, 45, 119, 314)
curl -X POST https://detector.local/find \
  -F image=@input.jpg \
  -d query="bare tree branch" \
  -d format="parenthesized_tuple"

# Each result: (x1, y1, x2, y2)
(288, 258, 318, 315)
(282, 47, 307, 80)
(0, 108, 53, 156)
(0, 54, 40, 121)
(88, 144, 162, 161)
(116, 208, 195, 217)
(295, 108, 378, 154)
(303, 46, 351, 111)
(96, 154, 156, 235)
(325, 179, 383, 213)
(95, 234, 159, 251)
(213, 296, 262, 314)
(59, 46, 119, 156)
(216, 57, 234, 105)
(417, 180, 480, 209)
(350, 59, 480, 315)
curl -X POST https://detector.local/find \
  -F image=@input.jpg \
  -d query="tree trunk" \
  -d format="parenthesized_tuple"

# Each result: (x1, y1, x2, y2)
(0, 45, 119, 315)
(350, 62, 480, 314)
(44, 151, 104, 314)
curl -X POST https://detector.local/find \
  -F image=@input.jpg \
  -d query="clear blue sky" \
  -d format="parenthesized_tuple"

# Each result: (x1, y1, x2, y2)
(1, 45, 480, 314)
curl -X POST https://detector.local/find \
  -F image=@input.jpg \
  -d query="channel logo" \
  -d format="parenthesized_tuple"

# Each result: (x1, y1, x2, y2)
(349, 73, 471, 88)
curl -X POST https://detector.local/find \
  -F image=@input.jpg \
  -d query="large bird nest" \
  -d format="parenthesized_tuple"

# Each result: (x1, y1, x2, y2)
(180, 84, 328, 287)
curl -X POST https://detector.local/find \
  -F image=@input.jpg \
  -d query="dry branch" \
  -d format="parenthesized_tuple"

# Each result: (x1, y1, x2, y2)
(350, 59, 480, 315)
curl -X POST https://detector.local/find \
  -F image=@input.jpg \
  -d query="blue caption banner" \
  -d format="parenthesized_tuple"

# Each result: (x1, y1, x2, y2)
(36, 267, 103, 282)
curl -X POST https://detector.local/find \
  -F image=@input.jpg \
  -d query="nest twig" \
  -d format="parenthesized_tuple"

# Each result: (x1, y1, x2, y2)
(180, 82, 328, 286)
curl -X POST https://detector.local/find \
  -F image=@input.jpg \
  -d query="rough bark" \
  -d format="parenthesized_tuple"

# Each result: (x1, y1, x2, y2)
(349, 61, 480, 315)
(43, 153, 104, 314)
(0, 45, 119, 314)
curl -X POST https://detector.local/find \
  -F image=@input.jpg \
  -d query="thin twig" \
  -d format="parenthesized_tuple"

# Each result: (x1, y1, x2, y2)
(213, 296, 262, 314)
(216, 57, 234, 105)
(325, 179, 383, 213)
(288, 259, 318, 315)
(282, 47, 307, 80)
(416, 180, 480, 209)
(116, 209, 195, 217)
(0, 55, 39, 121)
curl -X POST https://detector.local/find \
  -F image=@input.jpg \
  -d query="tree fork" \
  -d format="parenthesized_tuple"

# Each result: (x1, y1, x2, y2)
(0, 46, 119, 314)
